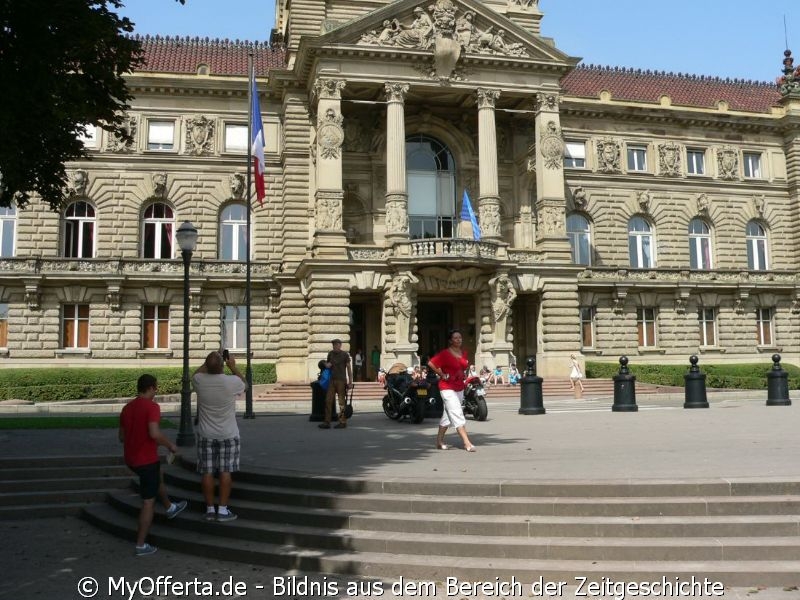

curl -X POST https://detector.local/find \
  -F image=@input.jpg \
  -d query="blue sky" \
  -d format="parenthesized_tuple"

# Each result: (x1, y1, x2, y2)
(118, 0, 799, 81)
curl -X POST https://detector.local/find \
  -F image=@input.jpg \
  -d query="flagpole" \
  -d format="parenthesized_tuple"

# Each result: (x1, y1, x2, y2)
(243, 52, 255, 419)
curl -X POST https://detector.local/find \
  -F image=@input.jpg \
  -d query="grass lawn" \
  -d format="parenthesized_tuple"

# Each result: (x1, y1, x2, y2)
(0, 416, 176, 430)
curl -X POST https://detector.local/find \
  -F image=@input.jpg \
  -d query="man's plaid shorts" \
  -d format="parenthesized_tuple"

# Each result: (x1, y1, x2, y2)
(196, 437, 240, 474)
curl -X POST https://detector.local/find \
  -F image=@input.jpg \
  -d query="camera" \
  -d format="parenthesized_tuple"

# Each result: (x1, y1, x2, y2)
(222, 349, 230, 360)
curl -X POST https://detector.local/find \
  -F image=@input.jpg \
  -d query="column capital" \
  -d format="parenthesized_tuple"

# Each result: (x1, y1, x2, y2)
(476, 88, 501, 109)
(384, 82, 410, 104)
(313, 78, 346, 100)
(534, 92, 561, 113)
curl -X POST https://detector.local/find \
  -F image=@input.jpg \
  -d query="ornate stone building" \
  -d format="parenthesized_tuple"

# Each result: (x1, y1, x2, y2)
(1, 0, 799, 380)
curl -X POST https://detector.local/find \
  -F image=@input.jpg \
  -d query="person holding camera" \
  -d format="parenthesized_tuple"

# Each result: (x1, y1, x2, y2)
(192, 350, 246, 522)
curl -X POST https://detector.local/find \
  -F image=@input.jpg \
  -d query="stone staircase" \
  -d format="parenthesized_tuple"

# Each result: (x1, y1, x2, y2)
(83, 458, 800, 586)
(0, 455, 131, 519)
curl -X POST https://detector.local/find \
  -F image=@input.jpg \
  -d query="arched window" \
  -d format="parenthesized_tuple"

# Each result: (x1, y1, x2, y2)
(746, 220, 768, 270)
(64, 201, 96, 258)
(688, 218, 712, 270)
(142, 202, 175, 259)
(219, 203, 249, 260)
(628, 216, 654, 268)
(566, 213, 591, 265)
(0, 206, 16, 257)
(406, 135, 456, 239)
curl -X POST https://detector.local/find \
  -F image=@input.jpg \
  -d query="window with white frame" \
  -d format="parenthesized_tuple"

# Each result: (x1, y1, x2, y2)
(224, 124, 248, 153)
(147, 120, 176, 151)
(63, 201, 96, 258)
(746, 221, 769, 271)
(0, 206, 16, 257)
(406, 135, 456, 239)
(580, 306, 595, 348)
(0, 303, 8, 347)
(637, 307, 658, 347)
(142, 202, 175, 259)
(688, 218, 712, 270)
(627, 145, 648, 172)
(567, 213, 591, 265)
(77, 124, 99, 149)
(219, 203, 249, 260)
(564, 142, 586, 168)
(62, 304, 90, 348)
(756, 308, 773, 346)
(698, 308, 717, 347)
(743, 152, 762, 179)
(142, 305, 170, 350)
(222, 305, 247, 349)
(686, 148, 705, 175)
(628, 216, 654, 268)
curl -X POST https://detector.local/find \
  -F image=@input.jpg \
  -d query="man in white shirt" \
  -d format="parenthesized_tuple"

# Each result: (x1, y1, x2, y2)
(192, 351, 246, 522)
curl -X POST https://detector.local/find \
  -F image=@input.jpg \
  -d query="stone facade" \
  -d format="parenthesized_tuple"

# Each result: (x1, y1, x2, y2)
(0, 3, 799, 379)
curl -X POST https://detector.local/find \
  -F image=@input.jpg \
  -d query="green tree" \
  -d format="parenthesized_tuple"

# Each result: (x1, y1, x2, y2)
(0, 0, 183, 210)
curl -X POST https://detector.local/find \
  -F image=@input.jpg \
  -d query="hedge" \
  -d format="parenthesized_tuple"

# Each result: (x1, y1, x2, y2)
(0, 363, 276, 402)
(586, 360, 800, 390)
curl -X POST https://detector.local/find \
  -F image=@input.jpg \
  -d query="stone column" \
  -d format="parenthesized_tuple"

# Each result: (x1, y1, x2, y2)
(536, 277, 580, 377)
(476, 88, 502, 241)
(533, 92, 571, 261)
(305, 273, 352, 379)
(489, 272, 516, 363)
(384, 82, 410, 243)
(312, 78, 347, 257)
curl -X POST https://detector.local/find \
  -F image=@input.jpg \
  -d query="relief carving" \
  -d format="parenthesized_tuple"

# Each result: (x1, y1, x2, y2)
(539, 121, 564, 170)
(316, 193, 342, 231)
(479, 203, 501, 237)
(313, 79, 346, 100)
(317, 109, 345, 160)
(229, 173, 245, 200)
(152, 173, 167, 198)
(596, 138, 622, 173)
(696, 193, 710, 214)
(106, 116, 137, 153)
(658, 142, 681, 177)
(385, 194, 409, 235)
(572, 186, 587, 209)
(752, 194, 766, 217)
(184, 115, 215, 156)
(637, 190, 652, 214)
(69, 170, 89, 197)
(717, 146, 739, 180)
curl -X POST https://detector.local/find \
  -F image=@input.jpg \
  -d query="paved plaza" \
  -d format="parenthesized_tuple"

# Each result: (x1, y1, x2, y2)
(3, 390, 800, 599)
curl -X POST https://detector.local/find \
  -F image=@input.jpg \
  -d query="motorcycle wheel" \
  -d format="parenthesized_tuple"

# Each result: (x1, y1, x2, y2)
(382, 395, 401, 420)
(473, 396, 488, 421)
(411, 397, 426, 424)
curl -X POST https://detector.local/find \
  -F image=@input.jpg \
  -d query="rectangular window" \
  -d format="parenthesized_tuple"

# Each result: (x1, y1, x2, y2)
(627, 145, 648, 172)
(0, 303, 8, 347)
(580, 306, 595, 348)
(147, 120, 175, 151)
(62, 304, 90, 348)
(564, 142, 586, 168)
(756, 308, 773, 346)
(698, 308, 717, 347)
(222, 305, 248, 350)
(743, 152, 762, 178)
(637, 307, 657, 347)
(686, 148, 705, 175)
(143, 305, 170, 350)
(224, 124, 248, 153)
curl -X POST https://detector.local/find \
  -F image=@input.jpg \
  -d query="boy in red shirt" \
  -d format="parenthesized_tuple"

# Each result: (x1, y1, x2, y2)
(119, 374, 187, 556)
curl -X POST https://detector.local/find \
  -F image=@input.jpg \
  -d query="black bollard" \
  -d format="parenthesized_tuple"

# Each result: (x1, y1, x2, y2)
(612, 356, 638, 412)
(766, 353, 791, 406)
(519, 357, 545, 415)
(684, 355, 709, 409)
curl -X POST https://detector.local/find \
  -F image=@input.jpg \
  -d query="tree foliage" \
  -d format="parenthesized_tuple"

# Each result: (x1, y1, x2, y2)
(0, 0, 184, 211)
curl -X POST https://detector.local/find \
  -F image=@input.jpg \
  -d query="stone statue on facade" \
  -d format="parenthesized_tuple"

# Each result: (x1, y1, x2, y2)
(152, 173, 167, 198)
(69, 170, 89, 197)
(229, 173, 245, 199)
(490, 274, 517, 344)
(390, 273, 417, 344)
(394, 7, 434, 49)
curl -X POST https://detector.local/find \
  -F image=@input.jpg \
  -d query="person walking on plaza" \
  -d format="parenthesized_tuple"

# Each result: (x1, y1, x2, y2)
(370, 345, 381, 380)
(192, 351, 246, 522)
(320, 338, 353, 429)
(119, 374, 187, 556)
(569, 353, 585, 393)
(428, 329, 476, 452)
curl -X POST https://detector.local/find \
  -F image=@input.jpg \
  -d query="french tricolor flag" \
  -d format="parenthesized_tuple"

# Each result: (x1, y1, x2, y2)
(250, 77, 266, 205)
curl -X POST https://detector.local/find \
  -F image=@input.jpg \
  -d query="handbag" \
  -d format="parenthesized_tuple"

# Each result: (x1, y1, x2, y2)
(344, 383, 354, 419)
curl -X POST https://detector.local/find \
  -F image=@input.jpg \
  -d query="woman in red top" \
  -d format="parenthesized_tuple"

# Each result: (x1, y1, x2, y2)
(427, 329, 476, 452)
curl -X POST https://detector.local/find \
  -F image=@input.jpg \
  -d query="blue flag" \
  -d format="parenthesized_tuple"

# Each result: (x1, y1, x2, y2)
(460, 190, 481, 241)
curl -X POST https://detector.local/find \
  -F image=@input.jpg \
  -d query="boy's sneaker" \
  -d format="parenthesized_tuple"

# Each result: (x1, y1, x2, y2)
(203, 511, 217, 522)
(166, 500, 188, 519)
(135, 543, 158, 556)
(216, 510, 238, 522)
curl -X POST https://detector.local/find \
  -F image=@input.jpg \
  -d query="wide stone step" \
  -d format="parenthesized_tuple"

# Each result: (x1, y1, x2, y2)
(163, 469, 800, 517)
(0, 488, 114, 507)
(0, 455, 125, 469)
(0, 465, 131, 480)
(82, 502, 800, 586)
(104, 490, 800, 561)
(2, 502, 96, 520)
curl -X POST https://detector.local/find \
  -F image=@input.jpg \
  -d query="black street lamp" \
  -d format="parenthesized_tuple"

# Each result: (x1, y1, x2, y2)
(176, 221, 198, 446)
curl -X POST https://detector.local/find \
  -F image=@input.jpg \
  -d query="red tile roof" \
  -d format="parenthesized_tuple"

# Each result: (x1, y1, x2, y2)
(561, 64, 782, 114)
(133, 35, 287, 77)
